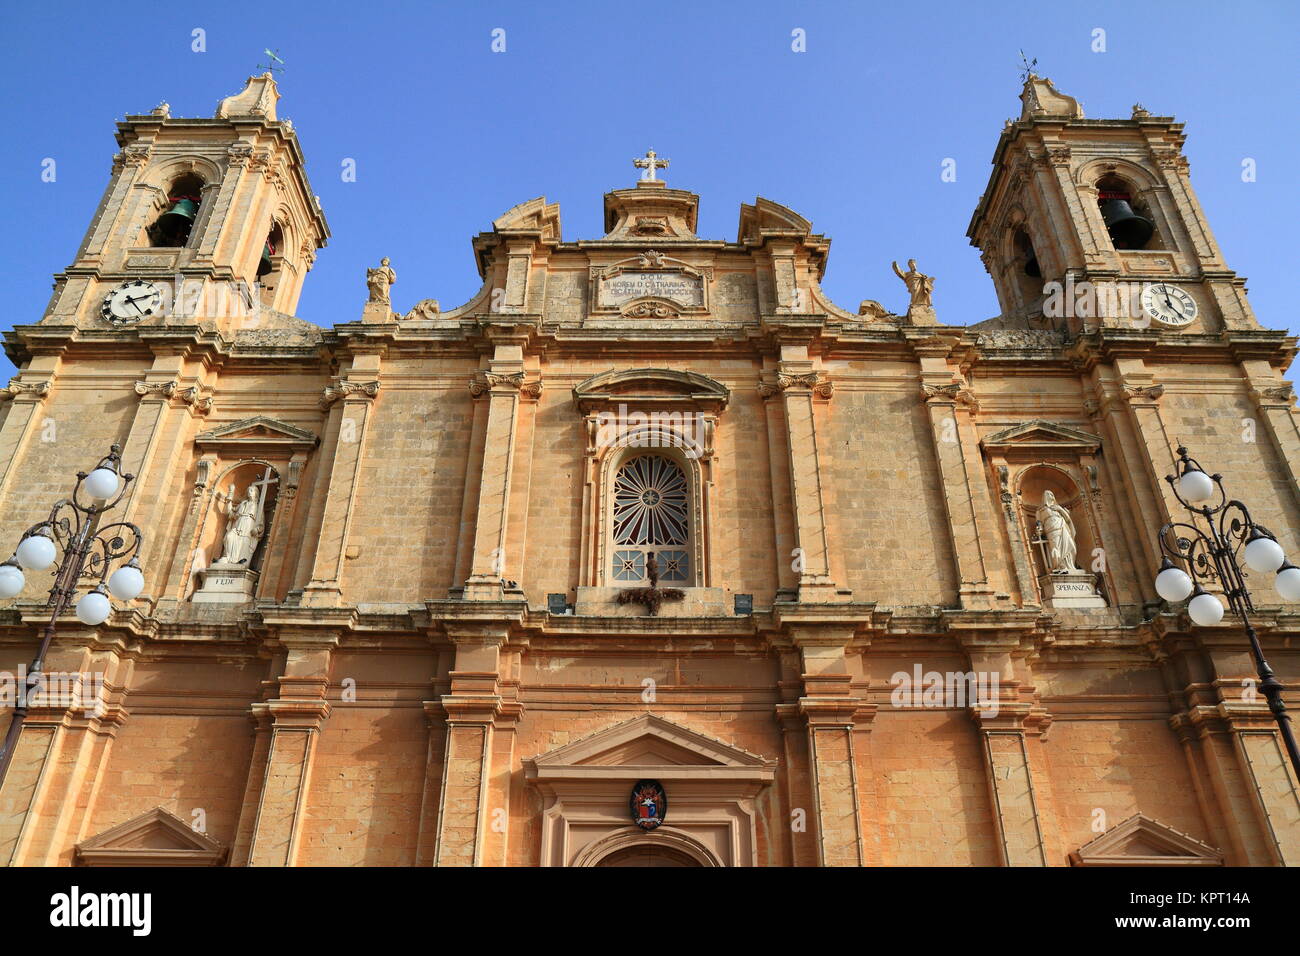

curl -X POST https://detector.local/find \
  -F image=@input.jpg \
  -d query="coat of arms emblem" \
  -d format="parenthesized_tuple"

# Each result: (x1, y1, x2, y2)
(630, 780, 668, 831)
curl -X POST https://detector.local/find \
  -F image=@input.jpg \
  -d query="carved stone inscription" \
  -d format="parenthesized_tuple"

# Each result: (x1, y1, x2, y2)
(598, 271, 704, 309)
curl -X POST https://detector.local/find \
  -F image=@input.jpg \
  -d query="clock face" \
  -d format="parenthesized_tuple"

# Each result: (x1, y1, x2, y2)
(100, 279, 163, 327)
(1140, 282, 1198, 328)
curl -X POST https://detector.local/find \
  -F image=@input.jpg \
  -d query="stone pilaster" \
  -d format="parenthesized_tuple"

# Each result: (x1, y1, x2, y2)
(918, 365, 997, 608)
(0, 361, 57, 508)
(463, 338, 538, 601)
(759, 348, 842, 602)
(301, 350, 382, 607)
(432, 625, 514, 866)
(0, 639, 129, 867)
(953, 615, 1054, 866)
(778, 615, 868, 866)
(245, 626, 337, 867)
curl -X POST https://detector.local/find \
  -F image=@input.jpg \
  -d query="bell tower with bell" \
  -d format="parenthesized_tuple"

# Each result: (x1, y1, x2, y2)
(967, 74, 1256, 334)
(43, 73, 329, 330)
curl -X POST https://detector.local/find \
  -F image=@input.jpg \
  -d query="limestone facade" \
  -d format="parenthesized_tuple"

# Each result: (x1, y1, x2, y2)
(0, 74, 1297, 867)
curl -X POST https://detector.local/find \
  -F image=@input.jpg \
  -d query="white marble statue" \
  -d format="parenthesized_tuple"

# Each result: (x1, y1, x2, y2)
(214, 474, 274, 566)
(1036, 490, 1080, 573)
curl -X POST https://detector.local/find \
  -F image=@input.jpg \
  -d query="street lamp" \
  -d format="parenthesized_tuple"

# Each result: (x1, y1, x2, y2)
(0, 445, 144, 788)
(1154, 444, 1300, 783)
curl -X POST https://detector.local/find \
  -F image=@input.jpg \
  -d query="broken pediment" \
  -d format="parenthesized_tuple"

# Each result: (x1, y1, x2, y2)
(572, 368, 730, 415)
(527, 714, 776, 783)
(981, 420, 1101, 454)
(76, 806, 227, 866)
(1069, 814, 1222, 867)
(195, 415, 319, 452)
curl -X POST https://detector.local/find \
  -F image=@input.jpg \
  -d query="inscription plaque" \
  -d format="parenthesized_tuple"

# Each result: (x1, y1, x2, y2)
(598, 270, 704, 310)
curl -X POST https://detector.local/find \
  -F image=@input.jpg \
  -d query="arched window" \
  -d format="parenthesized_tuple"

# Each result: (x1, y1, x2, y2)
(149, 172, 205, 247)
(610, 454, 691, 584)
(1095, 174, 1162, 251)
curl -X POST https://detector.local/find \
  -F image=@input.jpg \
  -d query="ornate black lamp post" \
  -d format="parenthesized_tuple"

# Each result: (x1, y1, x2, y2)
(0, 445, 145, 788)
(1153, 445, 1300, 783)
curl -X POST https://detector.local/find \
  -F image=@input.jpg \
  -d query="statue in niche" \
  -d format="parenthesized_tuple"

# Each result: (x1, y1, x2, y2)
(892, 258, 935, 308)
(366, 256, 396, 305)
(213, 469, 276, 566)
(1035, 490, 1081, 573)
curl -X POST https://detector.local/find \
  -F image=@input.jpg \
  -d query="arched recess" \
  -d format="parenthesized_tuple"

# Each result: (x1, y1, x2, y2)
(186, 458, 282, 597)
(137, 157, 223, 250)
(1075, 158, 1171, 253)
(573, 368, 729, 589)
(574, 828, 721, 867)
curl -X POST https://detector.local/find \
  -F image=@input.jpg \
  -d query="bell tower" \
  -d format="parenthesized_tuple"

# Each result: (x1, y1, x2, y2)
(44, 73, 329, 329)
(967, 74, 1255, 333)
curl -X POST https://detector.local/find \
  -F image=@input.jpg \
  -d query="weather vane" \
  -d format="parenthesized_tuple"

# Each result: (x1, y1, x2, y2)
(257, 48, 286, 75)
(1017, 49, 1038, 83)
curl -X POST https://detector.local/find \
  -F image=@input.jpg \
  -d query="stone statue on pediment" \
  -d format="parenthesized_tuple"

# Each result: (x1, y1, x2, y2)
(892, 259, 935, 308)
(366, 257, 396, 305)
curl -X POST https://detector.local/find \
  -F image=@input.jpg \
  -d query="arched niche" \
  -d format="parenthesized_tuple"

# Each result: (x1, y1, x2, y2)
(576, 828, 720, 867)
(188, 458, 281, 599)
(1015, 463, 1106, 606)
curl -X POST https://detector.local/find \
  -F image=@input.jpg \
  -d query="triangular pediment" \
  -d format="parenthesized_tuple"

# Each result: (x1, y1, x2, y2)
(982, 419, 1101, 452)
(195, 416, 319, 450)
(1070, 814, 1222, 867)
(76, 806, 227, 866)
(527, 714, 775, 782)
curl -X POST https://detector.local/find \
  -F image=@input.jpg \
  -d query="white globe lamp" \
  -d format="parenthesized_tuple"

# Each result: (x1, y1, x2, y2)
(84, 467, 121, 501)
(1178, 467, 1215, 503)
(1187, 587, 1225, 626)
(0, 560, 25, 598)
(15, 531, 56, 571)
(107, 559, 145, 601)
(1243, 532, 1285, 573)
(74, 586, 112, 626)
(1154, 558, 1194, 603)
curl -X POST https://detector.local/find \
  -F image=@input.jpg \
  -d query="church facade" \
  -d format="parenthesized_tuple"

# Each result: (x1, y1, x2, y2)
(0, 73, 1297, 867)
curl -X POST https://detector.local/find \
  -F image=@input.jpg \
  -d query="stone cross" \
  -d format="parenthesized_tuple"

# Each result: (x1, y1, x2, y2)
(616, 552, 685, 616)
(1030, 521, 1051, 574)
(634, 149, 670, 182)
(250, 467, 278, 514)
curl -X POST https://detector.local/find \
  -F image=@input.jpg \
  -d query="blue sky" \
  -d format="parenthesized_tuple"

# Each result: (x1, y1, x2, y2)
(2, 0, 1297, 380)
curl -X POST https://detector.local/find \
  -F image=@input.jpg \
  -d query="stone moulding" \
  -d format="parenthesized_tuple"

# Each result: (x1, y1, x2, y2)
(1068, 813, 1223, 867)
(75, 806, 228, 867)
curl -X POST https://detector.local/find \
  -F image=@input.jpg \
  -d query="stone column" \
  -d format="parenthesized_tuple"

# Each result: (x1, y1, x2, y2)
(1244, 372, 1300, 517)
(301, 350, 382, 607)
(245, 627, 337, 867)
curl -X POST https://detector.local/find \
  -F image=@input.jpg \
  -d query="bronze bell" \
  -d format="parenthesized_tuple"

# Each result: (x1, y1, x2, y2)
(257, 240, 275, 278)
(154, 196, 198, 244)
(1099, 197, 1154, 249)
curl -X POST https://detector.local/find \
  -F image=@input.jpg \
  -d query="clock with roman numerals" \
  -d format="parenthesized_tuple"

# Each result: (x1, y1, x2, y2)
(1140, 282, 1198, 328)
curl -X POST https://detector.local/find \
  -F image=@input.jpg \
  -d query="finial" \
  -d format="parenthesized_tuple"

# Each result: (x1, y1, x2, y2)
(633, 148, 670, 183)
